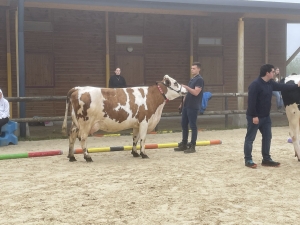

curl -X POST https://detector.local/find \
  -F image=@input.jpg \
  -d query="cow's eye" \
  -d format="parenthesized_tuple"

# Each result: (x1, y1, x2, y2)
(165, 79, 170, 86)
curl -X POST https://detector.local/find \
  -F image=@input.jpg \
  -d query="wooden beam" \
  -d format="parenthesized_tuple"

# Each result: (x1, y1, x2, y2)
(244, 13, 300, 21)
(265, 19, 268, 63)
(6, 9, 13, 116)
(105, 12, 110, 88)
(24, 2, 209, 16)
(190, 18, 193, 78)
(286, 46, 300, 66)
(237, 18, 244, 111)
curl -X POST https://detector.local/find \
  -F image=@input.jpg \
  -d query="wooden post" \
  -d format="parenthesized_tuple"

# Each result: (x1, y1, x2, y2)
(6, 9, 13, 116)
(105, 12, 110, 88)
(190, 18, 194, 78)
(15, 10, 20, 117)
(237, 18, 244, 110)
(265, 19, 268, 63)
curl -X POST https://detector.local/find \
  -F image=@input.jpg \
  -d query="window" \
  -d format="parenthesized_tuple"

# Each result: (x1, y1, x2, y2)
(116, 35, 143, 44)
(24, 21, 53, 32)
(199, 37, 222, 46)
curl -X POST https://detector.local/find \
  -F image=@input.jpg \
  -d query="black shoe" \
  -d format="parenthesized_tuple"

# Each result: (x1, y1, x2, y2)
(245, 160, 257, 168)
(261, 159, 280, 167)
(174, 142, 188, 151)
(184, 143, 196, 154)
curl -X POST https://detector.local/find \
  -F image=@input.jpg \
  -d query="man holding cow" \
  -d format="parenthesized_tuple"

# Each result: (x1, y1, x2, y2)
(174, 62, 204, 154)
(244, 64, 300, 169)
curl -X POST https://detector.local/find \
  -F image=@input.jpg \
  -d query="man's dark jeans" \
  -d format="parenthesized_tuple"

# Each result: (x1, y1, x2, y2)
(181, 107, 199, 145)
(244, 115, 272, 161)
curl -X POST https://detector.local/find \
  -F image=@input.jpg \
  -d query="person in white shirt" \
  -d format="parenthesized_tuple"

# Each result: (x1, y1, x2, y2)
(0, 89, 10, 133)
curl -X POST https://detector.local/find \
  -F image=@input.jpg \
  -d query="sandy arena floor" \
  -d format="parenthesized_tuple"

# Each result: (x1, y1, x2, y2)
(1, 126, 300, 224)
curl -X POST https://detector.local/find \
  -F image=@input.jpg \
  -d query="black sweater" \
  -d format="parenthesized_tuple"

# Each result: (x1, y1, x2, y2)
(247, 77, 298, 118)
(109, 75, 127, 88)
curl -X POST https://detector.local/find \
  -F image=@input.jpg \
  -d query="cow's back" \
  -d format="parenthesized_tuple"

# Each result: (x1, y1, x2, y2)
(281, 75, 300, 110)
(69, 86, 165, 133)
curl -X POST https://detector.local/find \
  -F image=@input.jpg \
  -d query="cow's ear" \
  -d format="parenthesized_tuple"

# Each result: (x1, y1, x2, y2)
(165, 79, 170, 86)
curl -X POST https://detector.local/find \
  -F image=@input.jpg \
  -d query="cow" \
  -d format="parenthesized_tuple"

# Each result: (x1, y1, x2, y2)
(62, 75, 188, 162)
(281, 74, 300, 161)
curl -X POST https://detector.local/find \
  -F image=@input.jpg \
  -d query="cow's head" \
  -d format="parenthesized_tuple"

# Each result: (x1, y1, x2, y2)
(161, 75, 188, 100)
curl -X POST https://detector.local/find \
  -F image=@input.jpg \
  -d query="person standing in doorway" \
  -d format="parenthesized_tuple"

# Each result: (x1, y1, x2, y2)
(174, 62, 204, 153)
(109, 68, 127, 88)
(244, 64, 300, 169)
(272, 67, 284, 111)
(0, 89, 10, 134)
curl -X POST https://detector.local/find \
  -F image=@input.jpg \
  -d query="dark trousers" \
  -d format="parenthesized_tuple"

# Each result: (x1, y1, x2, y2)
(181, 107, 199, 145)
(244, 115, 272, 161)
(0, 117, 9, 133)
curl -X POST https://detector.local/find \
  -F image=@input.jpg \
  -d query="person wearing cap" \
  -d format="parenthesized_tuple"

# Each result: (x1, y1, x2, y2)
(0, 89, 10, 134)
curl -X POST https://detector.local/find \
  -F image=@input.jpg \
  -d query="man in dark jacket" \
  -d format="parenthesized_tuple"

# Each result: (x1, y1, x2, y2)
(244, 64, 300, 168)
(109, 68, 127, 88)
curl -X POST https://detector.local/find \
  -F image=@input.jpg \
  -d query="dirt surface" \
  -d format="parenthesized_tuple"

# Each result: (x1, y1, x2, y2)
(1, 123, 299, 224)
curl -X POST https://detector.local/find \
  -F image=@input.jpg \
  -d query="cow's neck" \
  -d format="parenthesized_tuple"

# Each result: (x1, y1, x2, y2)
(156, 83, 169, 102)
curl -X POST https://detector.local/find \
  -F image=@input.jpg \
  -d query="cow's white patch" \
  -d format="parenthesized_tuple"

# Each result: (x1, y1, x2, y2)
(285, 75, 300, 84)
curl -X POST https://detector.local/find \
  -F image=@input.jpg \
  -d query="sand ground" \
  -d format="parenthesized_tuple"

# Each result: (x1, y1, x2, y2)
(1, 126, 300, 225)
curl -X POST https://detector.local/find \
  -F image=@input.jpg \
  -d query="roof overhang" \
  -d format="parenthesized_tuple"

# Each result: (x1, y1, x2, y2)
(3, 0, 300, 21)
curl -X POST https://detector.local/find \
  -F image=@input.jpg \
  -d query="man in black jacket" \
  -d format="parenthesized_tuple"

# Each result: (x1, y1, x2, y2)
(109, 68, 127, 88)
(244, 64, 300, 168)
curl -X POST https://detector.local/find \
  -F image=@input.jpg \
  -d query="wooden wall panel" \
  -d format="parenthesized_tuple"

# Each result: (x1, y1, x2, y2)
(0, 7, 289, 118)
(144, 14, 190, 112)
(0, 7, 6, 95)
(222, 17, 238, 110)
(22, 8, 106, 117)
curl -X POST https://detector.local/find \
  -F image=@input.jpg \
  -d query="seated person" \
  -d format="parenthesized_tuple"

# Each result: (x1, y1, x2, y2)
(0, 89, 10, 134)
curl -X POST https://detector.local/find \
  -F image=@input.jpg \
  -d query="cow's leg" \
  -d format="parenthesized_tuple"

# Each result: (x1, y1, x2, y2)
(68, 122, 78, 162)
(80, 132, 93, 162)
(286, 105, 300, 161)
(139, 123, 149, 159)
(131, 128, 140, 157)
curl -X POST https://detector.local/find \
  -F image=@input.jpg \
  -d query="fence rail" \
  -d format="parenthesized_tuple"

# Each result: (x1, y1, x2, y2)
(7, 93, 251, 127)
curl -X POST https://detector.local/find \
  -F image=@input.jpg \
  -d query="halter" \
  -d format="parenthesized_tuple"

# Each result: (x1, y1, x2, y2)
(156, 81, 183, 103)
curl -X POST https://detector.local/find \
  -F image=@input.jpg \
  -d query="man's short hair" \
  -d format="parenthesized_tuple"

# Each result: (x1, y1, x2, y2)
(192, 62, 201, 69)
(259, 64, 274, 77)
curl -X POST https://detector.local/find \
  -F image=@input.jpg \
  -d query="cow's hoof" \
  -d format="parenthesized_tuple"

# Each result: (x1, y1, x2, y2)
(140, 152, 149, 159)
(84, 155, 93, 162)
(298, 158, 300, 162)
(131, 151, 140, 157)
(85, 157, 93, 162)
(69, 156, 77, 162)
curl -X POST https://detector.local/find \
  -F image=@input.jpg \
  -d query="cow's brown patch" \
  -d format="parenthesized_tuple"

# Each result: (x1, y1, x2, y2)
(127, 89, 137, 118)
(139, 88, 145, 98)
(101, 88, 129, 123)
(134, 85, 165, 123)
(70, 90, 91, 121)
(79, 92, 91, 121)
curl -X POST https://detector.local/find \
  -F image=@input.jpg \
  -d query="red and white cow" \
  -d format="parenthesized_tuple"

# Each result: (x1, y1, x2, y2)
(281, 74, 300, 161)
(62, 75, 187, 162)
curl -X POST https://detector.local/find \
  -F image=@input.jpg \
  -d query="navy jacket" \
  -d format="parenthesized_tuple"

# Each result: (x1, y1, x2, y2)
(247, 77, 298, 118)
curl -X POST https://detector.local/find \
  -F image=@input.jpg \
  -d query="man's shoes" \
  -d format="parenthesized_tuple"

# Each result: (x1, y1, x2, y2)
(245, 160, 257, 168)
(184, 143, 196, 154)
(174, 142, 188, 151)
(261, 159, 280, 167)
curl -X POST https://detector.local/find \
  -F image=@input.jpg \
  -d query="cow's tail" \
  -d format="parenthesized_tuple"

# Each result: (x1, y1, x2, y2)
(62, 88, 76, 136)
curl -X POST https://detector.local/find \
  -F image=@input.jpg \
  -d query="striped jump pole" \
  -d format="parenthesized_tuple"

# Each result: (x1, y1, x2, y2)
(74, 140, 222, 154)
(0, 150, 63, 160)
